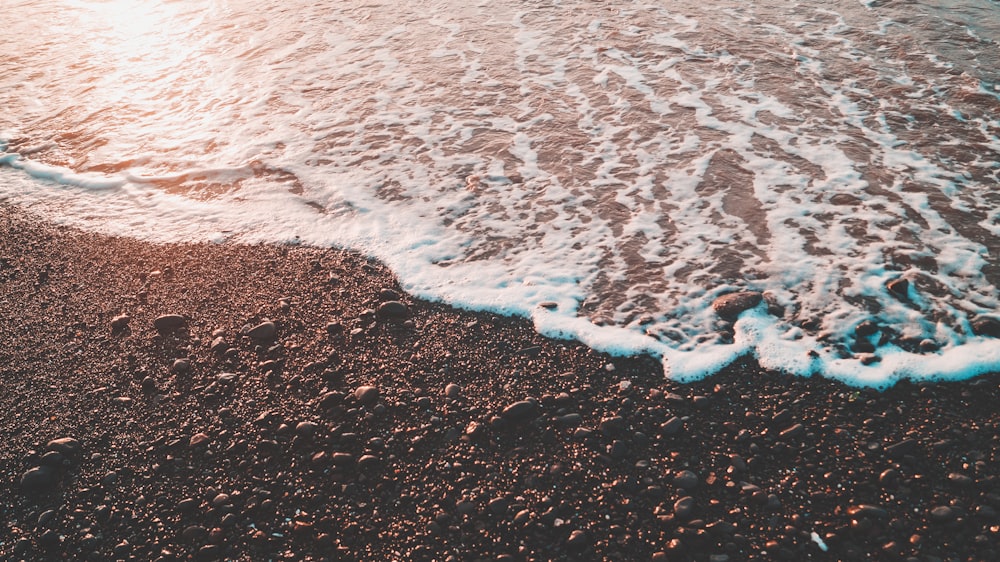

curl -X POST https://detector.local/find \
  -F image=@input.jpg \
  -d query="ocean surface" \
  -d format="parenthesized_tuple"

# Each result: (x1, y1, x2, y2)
(3, 0, 1000, 387)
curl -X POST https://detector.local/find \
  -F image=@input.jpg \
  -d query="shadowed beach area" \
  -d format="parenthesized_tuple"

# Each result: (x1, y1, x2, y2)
(2, 202, 1000, 561)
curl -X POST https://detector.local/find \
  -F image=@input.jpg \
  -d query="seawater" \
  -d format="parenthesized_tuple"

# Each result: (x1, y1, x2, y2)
(3, 0, 1000, 387)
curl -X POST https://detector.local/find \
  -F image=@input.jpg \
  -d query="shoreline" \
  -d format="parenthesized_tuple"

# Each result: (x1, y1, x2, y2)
(2, 203, 999, 561)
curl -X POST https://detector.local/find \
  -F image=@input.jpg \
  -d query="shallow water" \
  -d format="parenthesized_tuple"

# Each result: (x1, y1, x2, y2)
(3, 0, 1000, 387)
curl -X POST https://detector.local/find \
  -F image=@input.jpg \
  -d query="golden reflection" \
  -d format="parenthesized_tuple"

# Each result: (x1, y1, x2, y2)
(63, 0, 186, 74)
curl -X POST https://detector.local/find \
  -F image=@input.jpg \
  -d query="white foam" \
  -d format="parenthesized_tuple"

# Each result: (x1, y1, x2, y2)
(4, 0, 1000, 388)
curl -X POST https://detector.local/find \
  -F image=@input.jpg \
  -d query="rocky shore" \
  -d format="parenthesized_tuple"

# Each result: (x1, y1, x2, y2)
(2, 203, 999, 561)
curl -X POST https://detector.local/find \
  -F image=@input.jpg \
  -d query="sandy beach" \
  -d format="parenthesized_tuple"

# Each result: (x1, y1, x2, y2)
(2, 202, 998, 561)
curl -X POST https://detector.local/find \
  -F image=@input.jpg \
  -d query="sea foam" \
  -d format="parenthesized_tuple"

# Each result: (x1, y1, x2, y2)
(3, 0, 1000, 387)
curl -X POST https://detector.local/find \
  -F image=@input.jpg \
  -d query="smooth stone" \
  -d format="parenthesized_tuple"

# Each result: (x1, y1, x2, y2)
(660, 417, 684, 436)
(886, 277, 910, 298)
(673, 470, 699, 489)
(376, 301, 409, 321)
(20, 466, 57, 492)
(929, 506, 955, 522)
(247, 321, 277, 341)
(47, 437, 82, 457)
(110, 314, 130, 330)
(189, 433, 211, 447)
(354, 385, 379, 406)
(154, 314, 186, 332)
(674, 496, 696, 519)
(444, 383, 462, 398)
(501, 400, 539, 422)
(711, 291, 763, 319)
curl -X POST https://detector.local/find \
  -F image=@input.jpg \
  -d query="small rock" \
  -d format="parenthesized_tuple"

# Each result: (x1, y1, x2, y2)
(247, 321, 277, 341)
(189, 433, 211, 447)
(110, 314, 130, 330)
(20, 466, 57, 492)
(659, 416, 684, 436)
(674, 496, 696, 520)
(971, 317, 1000, 338)
(779, 423, 805, 439)
(154, 314, 186, 332)
(929, 506, 955, 523)
(848, 504, 888, 519)
(376, 301, 409, 321)
(444, 383, 462, 398)
(673, 470, 699, 490)
(566, 529, 590, 551)
(712, 291, 763, 319)
(885, 439, 917, 458)
(295, 421, 318, 437)
(948, 473, 974, 487)
(886, 277, 910, 298)
(47, 437, 82, 457)
(354, 385, 379, 406)
(501, 400, 539, 422)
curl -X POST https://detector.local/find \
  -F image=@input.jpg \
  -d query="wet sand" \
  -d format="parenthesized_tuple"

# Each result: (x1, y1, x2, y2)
(2, 202, 998, 561)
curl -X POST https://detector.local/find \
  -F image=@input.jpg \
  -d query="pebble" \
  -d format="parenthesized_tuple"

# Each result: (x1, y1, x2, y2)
(354, 385, 380, 405)
(674, 496, 696, 520)
(444, 383, 462, 398)
(154, 314, 186, 332)
(673, 470, 699, 490)
(20, 466, 57, 492)
(377, 301, 409, 321)
(566, 529, 590, 551)
(886, 277, 910, 298)
(885, 439, 917, 458)
(47, 437, 82, 457)
(247, 321, 277, 340)
(110, 314, 130, 330)
(779, 423, 805, 439)
(501, 399, 539, 422)
(711, 291, 763, 319)
(929, 506, 955, 523)
(190, 433, 211, 447)
(659, 416, 684, 436)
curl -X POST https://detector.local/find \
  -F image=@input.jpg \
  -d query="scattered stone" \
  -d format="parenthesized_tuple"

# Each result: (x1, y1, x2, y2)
(354, 385, 379, 406)
(848, 504, 888, 519)
(659, 416, 684, 436)
(712, 291, 763, 319)
(154, 314, 186, 332)
(971, 317, 1000, 338)
(248, 321, 277, 341)
(444, 383, 462, 398)
(189, 433, 211, 447)
(929, 506, 955, 523)
(376, 301, 409, 321)
(110, 314, 130, 330)
(501, 399, 539, 422)
(674, 496, 696, 520)
(20, 466, 57, 492)
(885, 439, 917, 458)
(673, 470, 699, 490)
(886, 277, 910, 298)
(566, 529, 590, 551)
(47, 437, 82, 457)
(779, 423, 805, 439)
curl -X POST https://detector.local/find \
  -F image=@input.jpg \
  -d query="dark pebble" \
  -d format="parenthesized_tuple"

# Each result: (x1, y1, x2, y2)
(779, 423, 804, 439)
(929, 506, 955, 523)
(566, 529, 589, 551)
(154, 314, 186, 332)
(47, 437, 82, 457)
(886, 277, 910, 298)
(110, 314, 130, 330)
(20, 466, 57, 492)
(247, 321, 277, 340)
(376, 301, 409, 321)
(885, 439, 917, 458)
(674, 496, 696, 520)
(501, 399, 539, 422)
(712, 291, 763, 319)
(673, 470, 699, 490)
(660, 416, 684, 436)
(354, 385, 379, 405)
